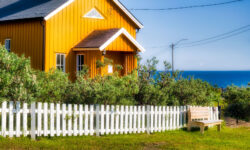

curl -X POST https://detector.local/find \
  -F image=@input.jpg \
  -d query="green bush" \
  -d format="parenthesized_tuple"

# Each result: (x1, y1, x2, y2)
(0, 46, 224, 106)
(223, 86, 250, 121)
(0, 46, 38, 103)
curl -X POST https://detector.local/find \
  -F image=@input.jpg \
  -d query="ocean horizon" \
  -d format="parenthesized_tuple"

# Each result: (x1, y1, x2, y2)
(156, 71, 250, 88)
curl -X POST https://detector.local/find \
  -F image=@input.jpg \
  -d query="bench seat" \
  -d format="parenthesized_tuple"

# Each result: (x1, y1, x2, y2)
(188, 107, 222, 134)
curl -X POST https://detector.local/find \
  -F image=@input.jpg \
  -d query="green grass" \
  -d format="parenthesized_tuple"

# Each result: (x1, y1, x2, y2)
(0, 127, 249, 150)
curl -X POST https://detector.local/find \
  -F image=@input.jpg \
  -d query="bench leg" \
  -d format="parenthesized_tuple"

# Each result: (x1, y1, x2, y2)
(200, 126, 205, 134)
(217, 124, 221, 132)
(187, 123, 191, 131)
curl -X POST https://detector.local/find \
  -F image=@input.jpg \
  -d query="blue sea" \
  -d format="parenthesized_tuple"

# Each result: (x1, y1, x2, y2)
(156, 71, 250, 88)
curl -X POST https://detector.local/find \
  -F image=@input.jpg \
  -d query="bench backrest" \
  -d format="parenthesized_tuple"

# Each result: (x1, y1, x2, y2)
(188, 107, 210, 122)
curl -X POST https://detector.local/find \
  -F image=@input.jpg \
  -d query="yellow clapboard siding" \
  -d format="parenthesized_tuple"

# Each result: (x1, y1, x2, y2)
(45, 0, 138, 78)
(0, 20, 43, 70)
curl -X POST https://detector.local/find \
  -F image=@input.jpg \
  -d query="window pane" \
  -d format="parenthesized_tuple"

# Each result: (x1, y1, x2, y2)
(61, 55, 64, 66)
(81, 55, 84, 65)
(57, 54, 60, 65)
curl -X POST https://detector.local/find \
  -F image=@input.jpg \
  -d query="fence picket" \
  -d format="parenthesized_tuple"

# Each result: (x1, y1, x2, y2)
(62, 104, 66, 136)
(44, 103, 48, 136)
(0, 101, 220, 138)
(84, 105, 89, 135)
(16, 102, 21, 137)
(110, 105, 115, 134)
(106, 105, 110, 134)
(120, 106, 124, 134)
(9, 101, 14, 138)
(37, 102, 42, 136)
(101, 105, 105, 135)
(142, 106, 145, 133)
(129, 106, 133, 134)
(79, 105, 83, 136)
(90, 105, 94, 135)
(50, 103, 55, 137)
(124, 106, 129, 134)
(23, 103, 28, 136)
(73, 104, 78, 136)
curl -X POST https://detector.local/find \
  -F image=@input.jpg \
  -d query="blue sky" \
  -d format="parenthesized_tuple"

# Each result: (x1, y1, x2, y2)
(120, 0, 250, 71)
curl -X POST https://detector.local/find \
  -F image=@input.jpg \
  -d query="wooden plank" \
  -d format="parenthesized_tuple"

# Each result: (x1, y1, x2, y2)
(170, 106, 173, 130)
(44, 103, 48, 136)
(115, 105, 120, 134)
(62, 104, 66, 136)
(31, 102, 36, 140)
(37, 102, 42, 136)
(106, 105, 110, 134)
(162, 106, 166, 131)
(150, 106, 154, 133)
(15, 102, 21, 137)
(96, 105, 100, 136)
(101, 105, 105, 135)
(158, 106, 162, 132)
(120, 105, 124, 134)
(90, 105, 94, 135)
(133, 106, 137, 133)
(68, 104, 72, 136)
(124, 106, 129, 134)
(177, 106, 180, 129)
(129, 106, 133, 134)
(56, 104, 61, 136)
(50, 103, 55, 137)
(84, 105, 89, 135)
(23, 103, 28, 137)
(1, 102, 7, 137)
(154, 106, 158, 132)
(79, 105, 83, 136)
(137, 106, 141, 133)
(73, 104, 78, 136)
(166, 106, 169, 130)
(110, 105, 115, 134)
(142, 106, 145, 133)
(9, 101, 14, 138)
(146, 105, 150, 134)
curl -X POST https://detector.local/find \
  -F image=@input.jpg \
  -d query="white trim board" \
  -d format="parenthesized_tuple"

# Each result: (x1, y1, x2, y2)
(44, 0, 143, 29)
(112, 0, 144, 29)
(45, 0, 75, 20)
(99, 28, 145, 53)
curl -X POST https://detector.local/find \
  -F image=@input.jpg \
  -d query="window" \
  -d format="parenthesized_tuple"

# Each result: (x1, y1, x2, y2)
(5, 39, 11, 52)
(84, 8, 104, 19)
(77, 54, 85, 72)
(56, 54, 65, 72)
(108, 64, 113, 73)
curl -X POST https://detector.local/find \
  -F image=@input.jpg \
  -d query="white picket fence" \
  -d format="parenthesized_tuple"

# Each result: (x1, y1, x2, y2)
(0, 101, 219, 139)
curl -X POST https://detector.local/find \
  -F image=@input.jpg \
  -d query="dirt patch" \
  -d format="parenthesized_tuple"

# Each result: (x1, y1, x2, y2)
(224, 117, 250, 128)
(143, 142, 167, 150)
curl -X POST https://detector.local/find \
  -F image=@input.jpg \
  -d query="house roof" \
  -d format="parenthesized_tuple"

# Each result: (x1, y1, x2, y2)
(0, 0, 69, 22)
(74, 28, 145, 52)
(0, 0, 143, 29)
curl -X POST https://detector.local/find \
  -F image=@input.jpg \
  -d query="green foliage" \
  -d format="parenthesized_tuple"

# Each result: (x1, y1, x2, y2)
(223, 86, 250, 121)
(0, 46, 38, 103)
(3, 48, 246, 109)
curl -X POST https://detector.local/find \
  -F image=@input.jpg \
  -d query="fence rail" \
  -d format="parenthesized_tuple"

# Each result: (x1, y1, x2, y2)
(0, 101, 219, 139)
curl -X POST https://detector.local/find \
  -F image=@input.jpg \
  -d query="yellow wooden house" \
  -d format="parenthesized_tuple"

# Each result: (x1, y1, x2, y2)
(0, 0, 145, 78)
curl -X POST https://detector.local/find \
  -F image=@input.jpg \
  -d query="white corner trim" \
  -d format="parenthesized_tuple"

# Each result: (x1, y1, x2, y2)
(112, 0, 144, 29)
(44, 0, 75, 20)
(99, 28, 145, 53)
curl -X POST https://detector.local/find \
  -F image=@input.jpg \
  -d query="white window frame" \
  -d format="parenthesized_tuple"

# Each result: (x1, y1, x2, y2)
(76, 54, 85, 72)
(56, 53, 66, 72)
(5, 39, 11, 52)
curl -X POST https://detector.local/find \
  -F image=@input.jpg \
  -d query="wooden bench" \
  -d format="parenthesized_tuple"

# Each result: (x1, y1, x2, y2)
(187, 107, 223, 134)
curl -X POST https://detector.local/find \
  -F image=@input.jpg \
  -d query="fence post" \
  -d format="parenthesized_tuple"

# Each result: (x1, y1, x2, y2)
(31, 102, 36, 140)
(1, 101, 7, 137)
(146, 105, 150, 134)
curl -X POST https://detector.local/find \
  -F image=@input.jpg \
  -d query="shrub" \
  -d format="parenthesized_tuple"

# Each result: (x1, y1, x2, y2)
(223, 86, 250, 122)
(0, 46, 38, 103)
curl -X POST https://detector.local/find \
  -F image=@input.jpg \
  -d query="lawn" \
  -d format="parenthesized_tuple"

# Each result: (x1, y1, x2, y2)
(0, 127, 249, 150)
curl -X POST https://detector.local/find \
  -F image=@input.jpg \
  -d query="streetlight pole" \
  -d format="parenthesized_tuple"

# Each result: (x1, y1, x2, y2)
(170, 39, 188, 75)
